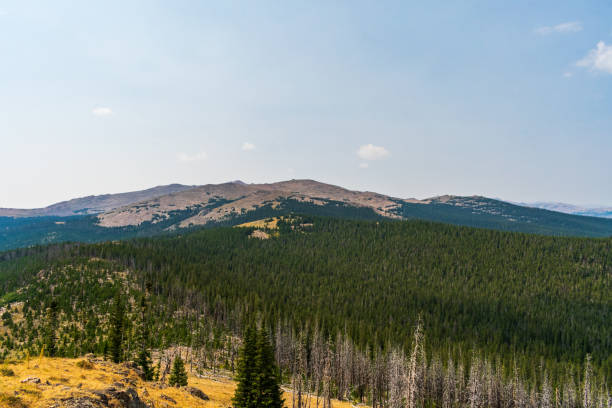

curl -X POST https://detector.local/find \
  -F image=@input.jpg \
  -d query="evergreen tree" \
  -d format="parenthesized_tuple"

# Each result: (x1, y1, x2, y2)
(254, 328, 284, 408)
(168, 355, 188, 387)
(102, 340, 109, 360)
(108, 290, 125, 363)
(135, 295, 154, 380)
(232, 326, 258, 408)
(44, 300, 59, 357)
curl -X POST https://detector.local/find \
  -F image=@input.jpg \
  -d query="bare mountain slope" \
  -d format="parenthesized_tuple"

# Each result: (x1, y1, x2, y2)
(97, 179, 414, 227)
(0, 184, 195, 218)
(3, 180, 612, 252)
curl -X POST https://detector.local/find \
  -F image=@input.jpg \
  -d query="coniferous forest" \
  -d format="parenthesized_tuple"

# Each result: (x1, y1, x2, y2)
(0, 216, 611, 407)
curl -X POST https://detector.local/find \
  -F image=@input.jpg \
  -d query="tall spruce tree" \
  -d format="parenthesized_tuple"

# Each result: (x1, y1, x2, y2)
(254, 328, 284, 408)
(108, 290, 125, 363)
(232, 326, 258, 408)
(135, 295, 154, 380)
(168, 355, 188, 387)
(44, 300, 59, 357)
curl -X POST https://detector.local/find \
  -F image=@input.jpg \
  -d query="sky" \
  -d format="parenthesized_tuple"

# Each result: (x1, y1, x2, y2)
(1, 1, 612, 208)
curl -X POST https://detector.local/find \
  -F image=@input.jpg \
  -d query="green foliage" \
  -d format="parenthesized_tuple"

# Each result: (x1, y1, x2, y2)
(168, 355, 188, 387)
(232, 326, 258, 408)
(109, 291, 125, 364)
(1, 216, 611, 386)
(135, 296, 154, 381)
(44, 300, 58, 357)
(71, 218, 612, 368)
(4, 193, 612, 252)
(400, 198, 612, 237)
(253, 328, 283, 408)
(233, 326, 283, 408)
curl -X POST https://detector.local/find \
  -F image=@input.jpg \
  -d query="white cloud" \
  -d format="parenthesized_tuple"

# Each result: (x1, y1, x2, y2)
(563, 71, 573, 78)
(357, 144, 389, 160)
(535, 21, 582, 35)
(92, 107, 113, 116)
(359, 162, 369, 169)
(241, 142, 255, 151)
(177, 152, 208, 162)
(577, 41, 612, 74)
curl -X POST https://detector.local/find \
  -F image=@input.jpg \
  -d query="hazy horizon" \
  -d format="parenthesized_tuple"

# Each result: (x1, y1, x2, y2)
(1, 178, 611, 211)
(2, 1, 612, 208)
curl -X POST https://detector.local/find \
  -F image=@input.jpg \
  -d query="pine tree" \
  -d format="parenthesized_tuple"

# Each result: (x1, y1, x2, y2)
(232, 326, 258, 408)
(254, 328, 284, 408)
(168, 355, 188, 387)
(135, 295, 154, 380)
(108, 290, 125, 363)
(102, 340, 109, 360)
(44, 300, 59, 357)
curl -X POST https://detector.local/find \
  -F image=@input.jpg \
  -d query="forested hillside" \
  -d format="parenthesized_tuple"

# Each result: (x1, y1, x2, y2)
(1, 217, 611, 407)
(3, 180, 612, 252)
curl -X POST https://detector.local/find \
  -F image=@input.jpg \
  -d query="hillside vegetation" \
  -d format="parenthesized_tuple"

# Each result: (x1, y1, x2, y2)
(1, 217, 611, 406)
(0, 356, 354, 408)
(3, 179, 612, 251)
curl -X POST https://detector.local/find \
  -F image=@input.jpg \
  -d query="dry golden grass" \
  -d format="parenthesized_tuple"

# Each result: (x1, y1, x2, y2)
(0, 357, 357, 408)
(235, 217, 280, 229)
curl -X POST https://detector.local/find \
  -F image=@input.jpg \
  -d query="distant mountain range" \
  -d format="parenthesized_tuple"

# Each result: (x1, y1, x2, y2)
(1, 179, 612, 250)
(0, 184, 195, 217)
(520, 202, 612, 219)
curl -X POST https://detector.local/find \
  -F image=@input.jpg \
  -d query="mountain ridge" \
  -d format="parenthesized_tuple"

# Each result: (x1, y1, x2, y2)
(0, 184, 195, 218)
(2, 179, 612, 251)
(519, 201, 612, 219)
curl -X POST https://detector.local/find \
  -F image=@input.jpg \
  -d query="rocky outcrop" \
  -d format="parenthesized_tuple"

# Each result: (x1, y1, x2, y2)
(183, 386, 209, 400)
(52, 386, 150, 408)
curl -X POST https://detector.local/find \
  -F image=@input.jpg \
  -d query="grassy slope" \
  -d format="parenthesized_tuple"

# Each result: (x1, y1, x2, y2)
(0, 357, 354, 408)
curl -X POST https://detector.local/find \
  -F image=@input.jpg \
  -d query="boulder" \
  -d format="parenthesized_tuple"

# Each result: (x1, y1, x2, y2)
(20, 376, 41, 384)
(103, 387, 149, 408)
(183, 386, 209, 400)
(160, 394, 177, 404)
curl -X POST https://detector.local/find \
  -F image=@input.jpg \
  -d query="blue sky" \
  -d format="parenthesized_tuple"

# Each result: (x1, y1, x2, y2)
(1, 1, 612, 208)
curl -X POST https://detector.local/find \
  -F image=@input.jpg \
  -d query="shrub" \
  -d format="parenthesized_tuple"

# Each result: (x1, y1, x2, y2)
(0, 367, 15, 376)
(0, 393, 27, 408)
(76, 360, 94, 369)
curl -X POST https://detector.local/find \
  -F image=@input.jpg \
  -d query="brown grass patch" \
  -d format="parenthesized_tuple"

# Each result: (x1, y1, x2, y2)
(75, 360, 94, 369)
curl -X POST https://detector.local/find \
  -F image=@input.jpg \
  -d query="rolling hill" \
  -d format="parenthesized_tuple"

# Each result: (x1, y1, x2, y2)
(1, 179, 612, 251)
(0, 184, 195, 218)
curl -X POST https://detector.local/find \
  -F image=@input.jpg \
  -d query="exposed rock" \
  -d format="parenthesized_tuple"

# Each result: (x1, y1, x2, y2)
(58, 396, 105, 407)
(183, 386, 209, 400)
(68, 386, 151, 408)
(21, 376, 41, 383)
(160, 394, 177, 404)
(102, 386, 149, 408)
(249, 229, 270, 239)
